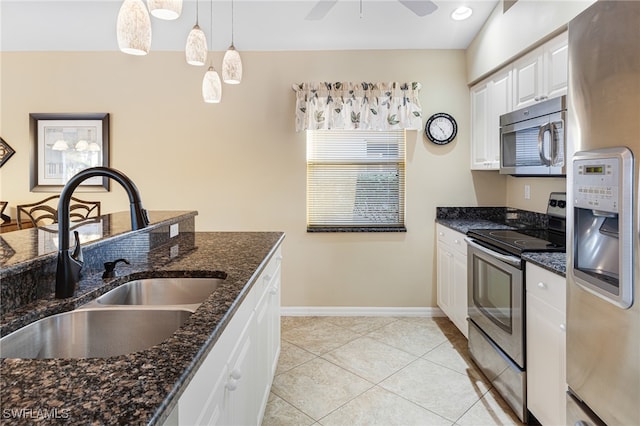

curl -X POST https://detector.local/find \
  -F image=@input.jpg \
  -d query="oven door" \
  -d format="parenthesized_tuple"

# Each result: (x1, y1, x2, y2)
(466, 237, 525, 368)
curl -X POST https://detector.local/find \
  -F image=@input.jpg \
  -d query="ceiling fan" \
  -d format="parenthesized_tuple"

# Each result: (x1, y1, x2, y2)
(305, 0, 438, 20)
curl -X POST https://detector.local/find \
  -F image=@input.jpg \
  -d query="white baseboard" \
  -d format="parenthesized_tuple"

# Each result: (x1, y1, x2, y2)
(280, 306, 445, 317)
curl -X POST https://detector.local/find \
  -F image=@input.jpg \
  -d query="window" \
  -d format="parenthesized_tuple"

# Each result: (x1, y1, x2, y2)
(306, 130, 406, 232)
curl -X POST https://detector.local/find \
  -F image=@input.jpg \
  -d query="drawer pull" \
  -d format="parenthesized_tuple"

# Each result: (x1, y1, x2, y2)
(537, 282, 547, 289)
(226, 369, 243, 391)
(270, 286, 278, 295)
(454, 239, 460, 244)
(559, 323, 566, 332)
(439, 232, 445, 236)
(264, 274, 272, 282)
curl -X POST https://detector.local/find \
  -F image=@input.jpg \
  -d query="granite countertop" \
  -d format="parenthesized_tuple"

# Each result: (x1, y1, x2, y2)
(435, 208, 566, 276)
(0, 230, 285, 425)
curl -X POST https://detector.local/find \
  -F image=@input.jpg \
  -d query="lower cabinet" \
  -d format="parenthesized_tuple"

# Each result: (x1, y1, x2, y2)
(436, 224, 468, 338)
(526, 263, 566, 426)
(165, 246, 282, 426)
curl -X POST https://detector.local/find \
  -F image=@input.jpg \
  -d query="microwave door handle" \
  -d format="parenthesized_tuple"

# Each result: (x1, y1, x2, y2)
(550, 120, 562, 165)
(537, 123, 552, 166)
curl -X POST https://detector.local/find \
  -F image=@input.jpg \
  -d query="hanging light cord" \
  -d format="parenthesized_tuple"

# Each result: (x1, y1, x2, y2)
(195, 0, 200, 25)
(209, 0, 214, 65)
(231, 0, 235, 46)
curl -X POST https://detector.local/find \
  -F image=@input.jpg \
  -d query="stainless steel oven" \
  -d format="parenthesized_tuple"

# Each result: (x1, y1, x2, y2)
(467, 239, 524, 366)
(465, 193, 567, 423)
(466, 238, 527, 422)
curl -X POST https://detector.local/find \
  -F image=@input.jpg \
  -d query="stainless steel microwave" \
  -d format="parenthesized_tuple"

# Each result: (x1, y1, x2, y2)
(500, 96, 567, 176)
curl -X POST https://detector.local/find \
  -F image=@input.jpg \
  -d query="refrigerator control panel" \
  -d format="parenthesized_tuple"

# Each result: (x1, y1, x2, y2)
(574, 156, 621, 212)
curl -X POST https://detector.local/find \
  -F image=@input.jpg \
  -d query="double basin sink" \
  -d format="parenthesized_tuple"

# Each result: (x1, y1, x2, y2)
(0, 276, 226, 359)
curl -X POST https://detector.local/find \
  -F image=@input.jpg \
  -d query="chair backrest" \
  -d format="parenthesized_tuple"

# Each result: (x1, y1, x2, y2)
(17, 195, 101, 229)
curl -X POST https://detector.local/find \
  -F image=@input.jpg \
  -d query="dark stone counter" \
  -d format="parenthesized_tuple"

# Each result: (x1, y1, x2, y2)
(0, 213, 285, 425)
(436, 207, 566, 276)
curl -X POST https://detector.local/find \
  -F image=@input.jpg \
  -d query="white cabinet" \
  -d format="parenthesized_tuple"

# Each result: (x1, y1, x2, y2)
(543, 31, 569, 101)
(470, 68, 512, 170)
(470, 31, 568, 171)
(436, 224, 468, 338)
(526, 263, 566, 426)
(513, 31, 568, 109)
(167, 246, 283, 426)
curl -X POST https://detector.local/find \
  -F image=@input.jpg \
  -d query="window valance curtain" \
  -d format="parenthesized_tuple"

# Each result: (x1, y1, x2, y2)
(292, 82, 423, 132)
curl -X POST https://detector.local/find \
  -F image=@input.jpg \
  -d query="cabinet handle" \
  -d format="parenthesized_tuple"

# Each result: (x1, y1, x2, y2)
(270, 285, 278, 295)
(230, 368, 242, 380)
(454, 239, 460, 245)
(560, 323, 566, 332)
(264, 274, 272, 282)
(447, 253, 453, 258)
(226, 368, 243, 391)
(537, 282, 547, 289)
(439, 232, 445, 236)
(226, 378, 239, 391)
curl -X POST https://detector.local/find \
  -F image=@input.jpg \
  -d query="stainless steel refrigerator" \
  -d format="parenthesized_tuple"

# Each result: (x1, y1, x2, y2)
(566, 1, 640, 425)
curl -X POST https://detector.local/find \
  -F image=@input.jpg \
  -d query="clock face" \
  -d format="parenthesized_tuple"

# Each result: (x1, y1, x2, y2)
(425, 113, 457, 145)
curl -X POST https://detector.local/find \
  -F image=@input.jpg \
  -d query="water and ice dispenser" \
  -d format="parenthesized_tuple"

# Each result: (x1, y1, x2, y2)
(572, 147, 634, 308)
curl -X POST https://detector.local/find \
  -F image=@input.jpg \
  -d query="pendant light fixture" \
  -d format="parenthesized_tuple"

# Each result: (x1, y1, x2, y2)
(116, 0, 152, 56)
(147, 0, 183, 20)
(222, 0, 242, 84)
(202, 0, 222, 103)
(185, 0, 207, 66)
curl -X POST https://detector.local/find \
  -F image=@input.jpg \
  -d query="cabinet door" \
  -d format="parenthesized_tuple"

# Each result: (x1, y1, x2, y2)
(526, 291, 567, 426)
(452, 252, 469, 338)
(470, 82, 492, 170)
(225, 320, 255, 426)
(436, 242, 454, 318)
(470, 69, 511, 171)
(512, 47, 544, 109)
(487, 69, 512, 168)
(544, 31, 568, 100)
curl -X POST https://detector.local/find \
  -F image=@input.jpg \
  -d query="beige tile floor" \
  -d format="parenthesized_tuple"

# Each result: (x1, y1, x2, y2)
(262, 316, 524, 426)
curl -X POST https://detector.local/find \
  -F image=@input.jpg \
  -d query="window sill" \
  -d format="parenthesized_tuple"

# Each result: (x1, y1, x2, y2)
(307, 226, 407, 233)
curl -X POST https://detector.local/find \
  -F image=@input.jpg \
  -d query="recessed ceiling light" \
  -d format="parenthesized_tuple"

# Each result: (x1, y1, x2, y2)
(451, 6, 473, 21)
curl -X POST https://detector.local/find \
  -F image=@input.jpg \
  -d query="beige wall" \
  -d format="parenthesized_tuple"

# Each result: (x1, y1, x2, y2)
(506, 176, 566, 213)
(466, 0, 595, 84)
(0, 50, 506, 309)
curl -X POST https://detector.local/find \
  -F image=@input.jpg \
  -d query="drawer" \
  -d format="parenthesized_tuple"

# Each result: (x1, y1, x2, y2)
(436, 224, 467, 256)
(526, 263, 566, 312)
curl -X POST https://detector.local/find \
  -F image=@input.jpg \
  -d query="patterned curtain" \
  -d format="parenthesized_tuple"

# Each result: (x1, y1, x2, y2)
(292, 82, 423, 132)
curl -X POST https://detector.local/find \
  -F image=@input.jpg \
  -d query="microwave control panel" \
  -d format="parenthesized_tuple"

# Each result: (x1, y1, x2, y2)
(573, 156, 621, 212)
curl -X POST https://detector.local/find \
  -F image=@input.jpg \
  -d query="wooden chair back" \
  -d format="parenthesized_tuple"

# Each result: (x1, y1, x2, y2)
(17, 195, 101, 229)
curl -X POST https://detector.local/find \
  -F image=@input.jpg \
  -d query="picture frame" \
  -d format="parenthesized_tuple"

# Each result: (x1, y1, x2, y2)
(0, 137, 16, 168)
(29, 113, 110, 192)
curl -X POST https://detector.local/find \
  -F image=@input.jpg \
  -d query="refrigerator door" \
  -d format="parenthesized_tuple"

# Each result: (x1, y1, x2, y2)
(566, 1, 640, 425)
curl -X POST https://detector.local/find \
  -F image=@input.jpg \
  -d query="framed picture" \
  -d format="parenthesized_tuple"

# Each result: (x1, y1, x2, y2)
(29, 113, 110, 192)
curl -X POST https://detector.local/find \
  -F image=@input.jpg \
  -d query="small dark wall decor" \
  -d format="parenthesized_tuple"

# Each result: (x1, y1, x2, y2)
(29, 113, 110, 192)
(0, 137, 16, 168)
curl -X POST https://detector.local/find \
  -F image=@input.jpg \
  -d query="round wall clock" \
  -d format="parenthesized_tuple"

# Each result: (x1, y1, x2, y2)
(425, 113, 457, 145)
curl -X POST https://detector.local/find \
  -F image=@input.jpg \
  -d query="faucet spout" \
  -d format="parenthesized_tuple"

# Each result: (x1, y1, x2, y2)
(55, 167, 149, 298)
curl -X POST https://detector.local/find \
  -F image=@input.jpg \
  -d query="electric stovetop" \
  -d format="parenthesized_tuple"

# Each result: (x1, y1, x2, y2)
(466, 228, 565, 256)
(467, 192, 567, 256)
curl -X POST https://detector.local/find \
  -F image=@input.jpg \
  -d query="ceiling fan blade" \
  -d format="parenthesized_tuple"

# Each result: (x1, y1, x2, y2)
(305, 0, 339, 20)
(398, 0, 438, 17)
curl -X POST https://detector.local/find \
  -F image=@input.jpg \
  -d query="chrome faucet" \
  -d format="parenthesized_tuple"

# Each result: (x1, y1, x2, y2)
(55, 167, 149, 298)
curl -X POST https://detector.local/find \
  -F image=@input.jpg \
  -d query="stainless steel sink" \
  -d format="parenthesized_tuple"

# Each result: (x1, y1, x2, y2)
(93, 277, 224, 307)
(0, 309, 191, 359)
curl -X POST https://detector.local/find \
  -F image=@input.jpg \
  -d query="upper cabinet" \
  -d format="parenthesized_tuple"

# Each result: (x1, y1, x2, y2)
(470, 31, 568, 171)
(513, 32, 568, 110)
(471, 68, 512, 170)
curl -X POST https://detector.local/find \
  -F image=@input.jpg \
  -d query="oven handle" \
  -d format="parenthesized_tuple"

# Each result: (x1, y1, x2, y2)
(464, 237, 522, 268)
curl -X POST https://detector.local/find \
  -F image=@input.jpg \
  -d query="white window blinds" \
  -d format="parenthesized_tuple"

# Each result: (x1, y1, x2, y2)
(306, 130, 406, 231)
